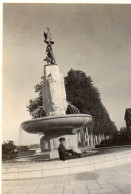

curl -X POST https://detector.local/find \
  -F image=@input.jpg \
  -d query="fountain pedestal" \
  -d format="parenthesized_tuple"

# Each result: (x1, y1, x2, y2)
(40, 134, 81, 159)
(40, 64, 82, 159)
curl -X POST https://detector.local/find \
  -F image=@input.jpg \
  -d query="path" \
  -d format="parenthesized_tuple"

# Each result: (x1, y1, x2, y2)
(2, 163, 131, 194)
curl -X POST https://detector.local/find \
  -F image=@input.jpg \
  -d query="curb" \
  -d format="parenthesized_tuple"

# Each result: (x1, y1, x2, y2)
(2, 150, 131, 180)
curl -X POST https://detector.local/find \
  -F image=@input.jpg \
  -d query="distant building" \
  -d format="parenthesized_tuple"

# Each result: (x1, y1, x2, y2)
(125, 108, 131, 131)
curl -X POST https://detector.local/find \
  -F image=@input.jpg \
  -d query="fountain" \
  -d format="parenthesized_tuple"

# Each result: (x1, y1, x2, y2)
(21, 28, 93, 159)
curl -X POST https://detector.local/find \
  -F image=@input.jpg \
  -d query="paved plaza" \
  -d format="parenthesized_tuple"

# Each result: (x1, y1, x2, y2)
(2, 163, 131, 194)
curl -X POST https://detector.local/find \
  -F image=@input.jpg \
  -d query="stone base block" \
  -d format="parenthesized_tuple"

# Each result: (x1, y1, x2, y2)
(40, 134, 81, 159)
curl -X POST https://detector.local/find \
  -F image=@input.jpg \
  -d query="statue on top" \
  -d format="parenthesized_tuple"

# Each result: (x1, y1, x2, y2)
(43, 27, 56, 65)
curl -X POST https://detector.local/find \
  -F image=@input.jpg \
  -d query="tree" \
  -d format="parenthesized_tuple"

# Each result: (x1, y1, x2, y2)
(119, 127, 131, 144)
(27, 69, 117, 135)
(97, 127, 131, 147)
(2, 141, 17, 160)
(26, 83, 46, 118)
(64, 69, 117, 135)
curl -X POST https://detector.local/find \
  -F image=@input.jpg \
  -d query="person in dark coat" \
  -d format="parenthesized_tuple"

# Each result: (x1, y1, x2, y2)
(58, 137, 81, 161)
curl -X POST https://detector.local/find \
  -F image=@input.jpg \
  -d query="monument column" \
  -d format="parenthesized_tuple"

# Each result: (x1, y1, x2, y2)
(42, 64, 67, 116)
(40, 28, 82, 158)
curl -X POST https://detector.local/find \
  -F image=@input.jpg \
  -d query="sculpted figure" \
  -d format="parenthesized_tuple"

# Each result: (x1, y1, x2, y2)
(43, 27, 56, 64)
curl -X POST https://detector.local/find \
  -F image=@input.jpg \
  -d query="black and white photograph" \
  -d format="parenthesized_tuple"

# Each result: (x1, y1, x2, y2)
(2, 2, 131, 194)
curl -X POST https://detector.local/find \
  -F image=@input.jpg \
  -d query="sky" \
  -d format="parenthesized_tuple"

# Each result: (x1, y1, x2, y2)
(2, 3, 131, 145)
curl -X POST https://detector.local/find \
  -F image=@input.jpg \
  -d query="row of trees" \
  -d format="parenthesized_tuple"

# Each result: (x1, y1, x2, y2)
(27, 69, 117, 136)
(65, 69, 117, 135)
(97, 127, 131, 147)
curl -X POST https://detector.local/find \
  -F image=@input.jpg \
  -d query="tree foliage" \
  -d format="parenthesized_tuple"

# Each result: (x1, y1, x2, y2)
(27, 69, 117, 135)
(2, 141, 17, 160)
(65, 69, 117, 135)
(26, 83, 46, 118)
(97, 127, 131, 147)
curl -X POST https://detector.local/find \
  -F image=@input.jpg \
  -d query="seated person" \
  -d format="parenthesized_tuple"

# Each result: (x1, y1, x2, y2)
(58, 137, 81, 161)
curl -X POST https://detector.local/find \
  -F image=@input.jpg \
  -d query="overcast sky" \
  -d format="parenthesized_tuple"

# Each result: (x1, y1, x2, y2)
(3, 3, 131, 145)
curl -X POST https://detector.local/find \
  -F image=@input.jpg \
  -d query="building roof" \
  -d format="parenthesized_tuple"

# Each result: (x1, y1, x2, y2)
(125, 108, 131, 119)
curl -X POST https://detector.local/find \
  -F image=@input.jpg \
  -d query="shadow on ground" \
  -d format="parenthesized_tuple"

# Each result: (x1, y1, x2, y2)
(76, 172, 99, 180)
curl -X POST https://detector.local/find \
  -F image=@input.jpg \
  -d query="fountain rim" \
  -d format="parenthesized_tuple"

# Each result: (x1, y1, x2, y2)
(21, 114, 92, 125)
(21, 114, 93, 135)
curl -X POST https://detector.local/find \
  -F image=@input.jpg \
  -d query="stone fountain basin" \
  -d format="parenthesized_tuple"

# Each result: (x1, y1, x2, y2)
(21, 114, 93, 135)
